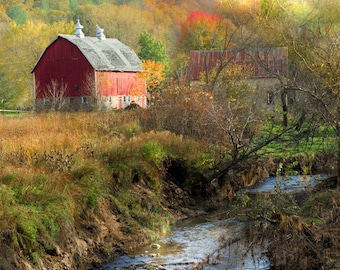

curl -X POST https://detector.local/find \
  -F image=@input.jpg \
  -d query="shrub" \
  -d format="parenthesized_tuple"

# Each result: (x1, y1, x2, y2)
(141, 141, 166, 169)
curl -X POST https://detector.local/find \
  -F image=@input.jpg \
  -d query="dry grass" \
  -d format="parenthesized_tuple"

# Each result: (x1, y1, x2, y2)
(0, 111, 215, 265)
(241, 187, 340, 270)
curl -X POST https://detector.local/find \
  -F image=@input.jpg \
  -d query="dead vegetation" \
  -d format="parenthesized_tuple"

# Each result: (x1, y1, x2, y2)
(243, 180, 340, 270)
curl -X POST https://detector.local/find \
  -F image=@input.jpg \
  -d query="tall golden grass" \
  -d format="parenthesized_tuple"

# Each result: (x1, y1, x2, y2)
(0, 111, 215, 265)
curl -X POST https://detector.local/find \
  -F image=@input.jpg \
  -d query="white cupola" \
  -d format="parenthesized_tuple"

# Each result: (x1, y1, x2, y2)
(96, 25, 106, 40)
(75, 19, 85, 38)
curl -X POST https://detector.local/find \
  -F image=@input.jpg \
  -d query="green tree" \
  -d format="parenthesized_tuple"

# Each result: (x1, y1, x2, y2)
(7, 4, 27, 25)
(40, 0, 50, 12)
(138, 31, 169, 70)
(69, 0, 79, 11)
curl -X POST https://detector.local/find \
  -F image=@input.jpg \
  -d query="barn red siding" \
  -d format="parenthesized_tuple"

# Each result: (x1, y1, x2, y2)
(96, 72, 146, 97)
(34, 38, 94, 98)
(188, 48, 288, 81)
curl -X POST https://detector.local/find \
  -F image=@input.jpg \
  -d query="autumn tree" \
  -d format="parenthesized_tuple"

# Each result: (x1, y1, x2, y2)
(0, 21, 74, 109)
(233, 0, 298, 128)
(177, 10, 228, 52)
(291, 10, 340, 186)
(77, 4, 154, 51)
(0, 5, 10, 33)
(176, 8, 257, 88)
(138, 60, 165, 106)
(218, 0, 258, 26)
(0, 0, 27, 10)
(165, 3, 309, 182)
(253, 0, 340, 185)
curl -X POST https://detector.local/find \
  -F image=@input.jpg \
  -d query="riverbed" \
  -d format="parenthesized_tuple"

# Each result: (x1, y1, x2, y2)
(99, 174, 329, 270)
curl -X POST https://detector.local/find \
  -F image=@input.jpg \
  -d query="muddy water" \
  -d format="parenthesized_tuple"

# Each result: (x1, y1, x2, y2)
(100, 174, 329, 270)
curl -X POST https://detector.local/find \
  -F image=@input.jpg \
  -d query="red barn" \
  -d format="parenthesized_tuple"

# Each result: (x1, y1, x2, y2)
(32, 20, 147, 111)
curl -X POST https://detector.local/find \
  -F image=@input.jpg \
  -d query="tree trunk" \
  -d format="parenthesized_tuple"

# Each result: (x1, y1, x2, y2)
(337, 123, 340, 187)
(281, 89, 288, 128)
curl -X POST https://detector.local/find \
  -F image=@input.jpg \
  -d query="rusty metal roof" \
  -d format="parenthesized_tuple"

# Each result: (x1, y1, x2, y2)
(188, 48, 288, 80)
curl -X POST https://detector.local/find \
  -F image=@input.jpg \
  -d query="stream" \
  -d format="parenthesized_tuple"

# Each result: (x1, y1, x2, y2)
(99, 174, 329, 270)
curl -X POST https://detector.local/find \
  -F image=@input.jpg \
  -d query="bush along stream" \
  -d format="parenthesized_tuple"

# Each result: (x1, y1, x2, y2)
(99, 174, 335, 270)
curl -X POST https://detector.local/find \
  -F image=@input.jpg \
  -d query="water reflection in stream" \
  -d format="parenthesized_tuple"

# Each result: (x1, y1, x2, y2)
(100, 217, 270, 270)
(100, 174, 330, 270)
(246, 174, 329, 194)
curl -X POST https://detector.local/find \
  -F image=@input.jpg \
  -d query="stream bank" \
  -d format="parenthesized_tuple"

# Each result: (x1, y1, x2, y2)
(99, 174, 332, 270)
(0, 154, 337, 270)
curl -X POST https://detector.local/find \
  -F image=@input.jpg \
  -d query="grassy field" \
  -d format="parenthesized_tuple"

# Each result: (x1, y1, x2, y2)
(257, 122, 336, 160)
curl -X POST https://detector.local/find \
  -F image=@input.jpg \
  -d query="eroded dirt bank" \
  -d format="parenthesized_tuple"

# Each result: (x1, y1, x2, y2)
(0, 158, 269, 270)
(0, 177, 195, 270)
(0, 153, 337, 270)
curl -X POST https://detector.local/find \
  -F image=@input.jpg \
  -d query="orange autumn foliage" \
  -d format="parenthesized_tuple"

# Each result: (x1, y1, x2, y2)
(140, 60, 165, 94)
(178, 10, 227, 50)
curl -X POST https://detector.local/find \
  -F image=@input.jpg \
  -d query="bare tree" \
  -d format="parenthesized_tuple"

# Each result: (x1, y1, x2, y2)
(36, 79, 68, 111)
(261, 1, 340, 185)
(292, 31, 340, 184)
(81, 73, 103, 111)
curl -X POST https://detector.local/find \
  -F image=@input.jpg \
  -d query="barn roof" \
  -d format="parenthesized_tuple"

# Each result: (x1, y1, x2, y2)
(32, 34, 143, 73)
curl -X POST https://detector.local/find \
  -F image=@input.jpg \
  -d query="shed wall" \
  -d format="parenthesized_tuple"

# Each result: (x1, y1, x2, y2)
(188, 48, 288, 81)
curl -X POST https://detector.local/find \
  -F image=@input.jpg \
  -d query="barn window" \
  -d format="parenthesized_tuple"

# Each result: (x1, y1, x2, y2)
(73, 85, 78, 91)
(267, 91, 274, 105)
(82, 97, 88, 104)
(123, 96, 126, 102)
(109, 96, 112, 103)
(43, 98, 50, 105)
(69, 97, 74, 104)
(101, 96, 105, 102)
